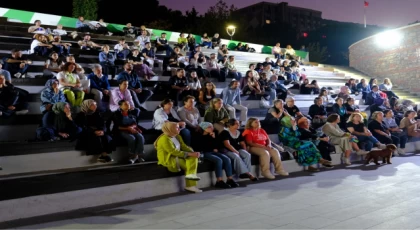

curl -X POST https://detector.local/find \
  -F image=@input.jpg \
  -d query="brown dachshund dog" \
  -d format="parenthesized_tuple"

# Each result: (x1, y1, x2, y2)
(365, 144, 397, 165)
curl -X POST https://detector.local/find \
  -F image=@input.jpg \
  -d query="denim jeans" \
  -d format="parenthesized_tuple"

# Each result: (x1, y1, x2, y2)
(224, 150, 252, 175)
(179, 128, 191, 146)
(203, 152, 232, 178)
(355, 135, 379, 151)
(391, 132, 407, 148)
(120, 132, 144, 155)
(202, 41, 212, 48)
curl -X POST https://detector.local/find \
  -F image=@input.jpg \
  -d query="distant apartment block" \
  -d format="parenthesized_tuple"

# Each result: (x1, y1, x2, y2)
(233, 1, 322, 33)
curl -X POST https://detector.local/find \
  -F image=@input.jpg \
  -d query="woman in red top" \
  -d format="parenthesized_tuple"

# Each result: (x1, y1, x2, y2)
(242, 117, 288, 179)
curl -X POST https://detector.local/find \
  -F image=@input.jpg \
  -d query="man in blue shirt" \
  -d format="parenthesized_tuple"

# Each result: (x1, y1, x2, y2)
(99, 45, 117, 79)
(87, 64, 110, 111)
(222, 80, 248, 125)
(117, 63, 153, 110)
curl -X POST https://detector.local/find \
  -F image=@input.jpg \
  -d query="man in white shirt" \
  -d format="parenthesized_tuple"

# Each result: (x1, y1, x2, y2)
(53, 24, 67, 36)
(135, 30, 150, 50)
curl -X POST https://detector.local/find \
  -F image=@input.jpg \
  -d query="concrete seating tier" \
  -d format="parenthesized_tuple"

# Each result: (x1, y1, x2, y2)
(1, 14, 420, 224)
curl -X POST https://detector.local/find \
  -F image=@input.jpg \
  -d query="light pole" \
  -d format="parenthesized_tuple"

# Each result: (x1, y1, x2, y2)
(226, 25, 236, 40)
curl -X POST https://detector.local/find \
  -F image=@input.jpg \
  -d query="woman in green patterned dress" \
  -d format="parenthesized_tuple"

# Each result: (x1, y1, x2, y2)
(279, 116, 332, 171)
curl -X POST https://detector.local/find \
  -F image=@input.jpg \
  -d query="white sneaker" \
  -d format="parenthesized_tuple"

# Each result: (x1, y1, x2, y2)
(398, 148, 406, 155)
(21, 74, 26, 79)
(185, 174, 201, 181)
(356, 150, 369, 155)
(378, 143, 387, 149)
(185, 186, 202, 193)
(15, 110, 28, 115)
(14, 72, 21, 78)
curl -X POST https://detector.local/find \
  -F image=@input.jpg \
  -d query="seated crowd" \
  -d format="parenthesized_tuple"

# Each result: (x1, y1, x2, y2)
(1, 18, 419, 193)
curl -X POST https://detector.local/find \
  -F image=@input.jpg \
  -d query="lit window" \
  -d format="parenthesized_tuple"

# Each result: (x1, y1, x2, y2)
(266, 20, 271, 24)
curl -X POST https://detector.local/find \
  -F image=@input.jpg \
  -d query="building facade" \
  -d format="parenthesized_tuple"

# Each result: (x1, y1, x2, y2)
(233, 2, 322, 33)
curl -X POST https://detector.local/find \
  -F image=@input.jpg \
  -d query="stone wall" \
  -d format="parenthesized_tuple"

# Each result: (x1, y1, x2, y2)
(349, 23, 420, 92)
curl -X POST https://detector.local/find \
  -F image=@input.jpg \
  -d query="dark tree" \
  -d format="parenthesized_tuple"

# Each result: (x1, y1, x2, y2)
(72, 0, 99, 20)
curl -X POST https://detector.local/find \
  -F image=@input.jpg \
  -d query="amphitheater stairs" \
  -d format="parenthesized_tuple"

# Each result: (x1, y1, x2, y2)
(1, 18, 420, 225)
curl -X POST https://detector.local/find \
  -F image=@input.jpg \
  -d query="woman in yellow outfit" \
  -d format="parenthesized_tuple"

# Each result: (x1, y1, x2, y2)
(154, 122, 202, 193)
(57, 62, 85, 107)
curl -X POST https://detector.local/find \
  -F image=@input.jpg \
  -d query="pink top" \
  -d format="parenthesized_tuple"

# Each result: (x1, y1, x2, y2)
(109, 88, 135, 111)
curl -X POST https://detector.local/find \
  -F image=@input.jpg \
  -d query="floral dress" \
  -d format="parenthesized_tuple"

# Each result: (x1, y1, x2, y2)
(279, 126, 322, 166)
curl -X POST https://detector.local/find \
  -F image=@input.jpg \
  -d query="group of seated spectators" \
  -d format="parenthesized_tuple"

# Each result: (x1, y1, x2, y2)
(4, 18, 420, 194)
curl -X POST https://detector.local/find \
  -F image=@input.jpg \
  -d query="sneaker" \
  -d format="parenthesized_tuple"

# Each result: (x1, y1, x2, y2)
(134, 157, 145, 163)
(98, 155, 113, 163)
(275, 170, 289, 176)
(214, 180, 231, 189)
(226, 179, 239, 188)
(129, 155, 138, 164)
(393, 150, 400, 157)
(398, 148, 406, 155)
(185, 186, 202, 193)
(356, 150, 369, 155)
(14, 72, 21, 78)
(185, 174, 201, 181)
(378, 143, 387, 149)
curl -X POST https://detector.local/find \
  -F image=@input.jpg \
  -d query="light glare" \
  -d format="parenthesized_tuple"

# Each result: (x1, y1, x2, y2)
(375, 30, 402, 48)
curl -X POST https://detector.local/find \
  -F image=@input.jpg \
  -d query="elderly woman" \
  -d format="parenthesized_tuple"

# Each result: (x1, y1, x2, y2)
(337, 86, 351, 101)
(220, 119, 258, 181)
(284, 96, 303, 117)
(297, 116, 334, 168)
(204, 98, 230, 133)
(192, 122, 239, 189)
(243, 117, 288, 179)
(177, 95, 202, 132)
(347, 113, 385, 152)
(262, 99, 288, 134)
(322, 114, 364, 165)
(154, 122, 202, 193)
(113, 100, 145, 164)
(308, 97, 327, 129)
(332, 97, 348, 130)
(382, 109, 407, 155)
(50, 102, 82, 140)
(279, 116, 332, 171)
(153, 99, 191, 145)
(57, 62, 84, 107)
(75, 100, 115, 163)
(40, 79, 66, 114)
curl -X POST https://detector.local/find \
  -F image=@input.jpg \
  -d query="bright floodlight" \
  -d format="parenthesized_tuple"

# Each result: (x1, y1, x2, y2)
(227, 25, 235, 29)
(375, 30, 403, 48)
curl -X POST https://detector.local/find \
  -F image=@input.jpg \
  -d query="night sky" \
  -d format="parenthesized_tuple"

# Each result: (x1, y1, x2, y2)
(159, 0, 420, 28)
